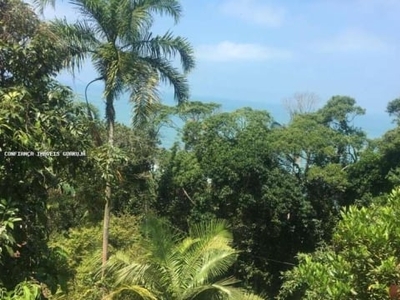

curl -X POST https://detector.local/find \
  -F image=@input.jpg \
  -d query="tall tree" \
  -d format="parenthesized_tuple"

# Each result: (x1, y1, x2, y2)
(43, 0, 195, 276)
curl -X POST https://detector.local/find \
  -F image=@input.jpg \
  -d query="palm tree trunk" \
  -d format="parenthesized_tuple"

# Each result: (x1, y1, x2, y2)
(102, 95, 115, 279)
(102, 183, 111, 278)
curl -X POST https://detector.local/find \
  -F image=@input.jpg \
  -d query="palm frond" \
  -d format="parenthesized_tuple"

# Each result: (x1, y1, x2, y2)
(140, 56, 189, 104)
(113, 0, 182, 46)
(115, 262, 151, 286)
(179, 220, 238, 289)
(136, 0, 182, 24)
(103, 285, 157, 300)
(192, 249, 238, 286)
(106, 220, 178, 294)
(105, 218, 261, 300)
(115, 219, 189, 296)
(130, 72, 160, 127)
(188, 278, 267, 300)
(134, 31, 195, 73)
(106, 250, 137, 276)
(32, 0, 55, 14)
(117, 0, 154, 42)
(108, 253, 164, 293)
(83, 249, 103, 279)
(91, 43, 126, 102)
(174, 236, 200, 255)
(92, 55, 107, 80)
(184, 277, 243, 300)
(140, 216, 181, 262)
(189, 219, 233, 243)
(49, 18, 98, 71)
(104, 60, 124, 100)
(69, 0, 114, 41)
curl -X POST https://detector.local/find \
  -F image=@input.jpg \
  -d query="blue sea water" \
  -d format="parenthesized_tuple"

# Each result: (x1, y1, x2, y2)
(69, 81, 395, 149)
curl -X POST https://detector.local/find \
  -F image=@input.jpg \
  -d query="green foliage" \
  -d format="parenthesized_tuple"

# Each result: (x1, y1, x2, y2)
(0, 0, 94, 296)
(90, 144, 128, 185)
(271, 95, 366, 177)
(0, 281, 41, 300)
(155, 146, 207, 229)
(105, 216, 264, 299)
(387, 98, 400, 124)
(156, 107, 320, 296)
(0, 0, 83, 85)
(49, 214, 142, 299)
(269, 96, 368, 245)
(0, 83, 93, 293)
(279, 187, 400, 299)
(270, 113, 337, 175)
(177, 100, 221, 123)
(110, 123, 159, 214)
(4, 1, 400, 299)
(346, 121, 400, 205)
(0, 199, 21, 258)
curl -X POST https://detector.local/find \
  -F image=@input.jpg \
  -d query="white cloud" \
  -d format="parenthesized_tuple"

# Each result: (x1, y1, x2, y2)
(196, 41, 291, 62)
(220, 0, 285, 27)
(314, 29, 392, 53)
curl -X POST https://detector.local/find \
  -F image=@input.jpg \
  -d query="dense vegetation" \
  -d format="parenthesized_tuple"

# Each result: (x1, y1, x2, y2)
(1, 0, 400, 299)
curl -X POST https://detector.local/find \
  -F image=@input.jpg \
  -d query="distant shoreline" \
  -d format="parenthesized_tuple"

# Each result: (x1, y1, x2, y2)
(66, 81, 395, 147)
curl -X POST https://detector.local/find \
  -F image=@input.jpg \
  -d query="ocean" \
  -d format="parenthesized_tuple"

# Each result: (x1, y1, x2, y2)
(68, 81, 395, 149)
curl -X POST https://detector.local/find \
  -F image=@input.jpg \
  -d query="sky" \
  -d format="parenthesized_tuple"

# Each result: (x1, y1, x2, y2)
(34, 0, 400, 139)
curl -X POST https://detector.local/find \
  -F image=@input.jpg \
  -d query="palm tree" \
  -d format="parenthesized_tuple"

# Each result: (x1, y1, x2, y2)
(105, 217, 264, 300)
(40, 0, 195, 277)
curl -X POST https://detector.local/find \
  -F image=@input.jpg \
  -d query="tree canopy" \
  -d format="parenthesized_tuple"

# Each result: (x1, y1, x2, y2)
(2, 0, 400, 299)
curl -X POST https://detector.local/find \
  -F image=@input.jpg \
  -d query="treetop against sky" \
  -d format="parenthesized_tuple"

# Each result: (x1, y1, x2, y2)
(35, 0, 400, 117)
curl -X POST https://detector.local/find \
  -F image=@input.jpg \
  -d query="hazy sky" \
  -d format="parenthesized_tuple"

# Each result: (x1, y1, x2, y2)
(36, 0, 400, 134)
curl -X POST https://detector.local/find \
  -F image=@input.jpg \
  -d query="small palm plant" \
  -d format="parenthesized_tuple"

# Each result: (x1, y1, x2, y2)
(104, 216, 264, 300)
